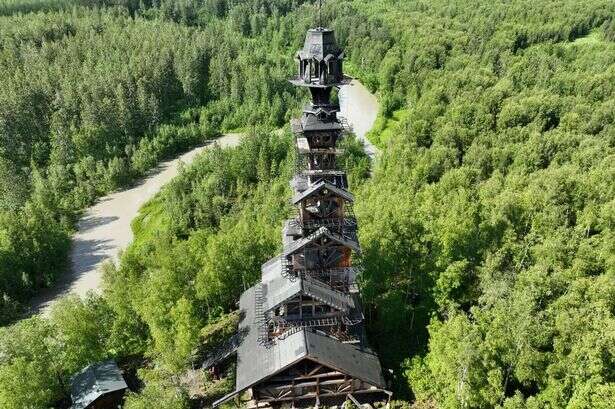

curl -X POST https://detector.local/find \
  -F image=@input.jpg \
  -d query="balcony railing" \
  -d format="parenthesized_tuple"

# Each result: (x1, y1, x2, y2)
(300, 216, 357, 231)
(272, 314, 363, 341)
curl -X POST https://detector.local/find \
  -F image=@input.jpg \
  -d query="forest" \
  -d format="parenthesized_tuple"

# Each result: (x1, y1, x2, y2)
(0, 0, 614, 408)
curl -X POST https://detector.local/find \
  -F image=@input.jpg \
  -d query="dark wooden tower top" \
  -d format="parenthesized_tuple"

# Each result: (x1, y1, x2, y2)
(298, 28, 342, 61)
(290, 27, 350, 90)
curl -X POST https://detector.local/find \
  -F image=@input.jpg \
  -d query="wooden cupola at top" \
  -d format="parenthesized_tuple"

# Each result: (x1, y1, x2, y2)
(290, 27, 350, 148)
(293, 28, 346, 92)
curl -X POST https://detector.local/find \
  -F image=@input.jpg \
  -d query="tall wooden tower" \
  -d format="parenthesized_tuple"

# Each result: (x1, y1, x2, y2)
(211, 21, 390, 409)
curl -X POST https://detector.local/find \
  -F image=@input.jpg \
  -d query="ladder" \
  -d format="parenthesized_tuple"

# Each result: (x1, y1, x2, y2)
(254, 284, 271, 347)
(338, 115, 353, 134)
(301, 217, 357, 231)
(277, 316, 342, 340)
(281, 257, 298, 281)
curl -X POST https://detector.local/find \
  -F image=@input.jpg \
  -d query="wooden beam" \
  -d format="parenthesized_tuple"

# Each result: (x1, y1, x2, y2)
(320, 386, 336, 395)
(268, 370, 343, 382)
(340, 383, 352, 393)
(308, 365, 324, 376)
(260, 377, 347, 391)
(257, 388, 389, 403)
(347, 393, 362, 408)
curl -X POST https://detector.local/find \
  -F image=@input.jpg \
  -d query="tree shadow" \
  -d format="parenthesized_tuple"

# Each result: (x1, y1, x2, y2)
(70, 238, 115, 277)
(26, 238, 115, 316)
(78, 216, 119, 233)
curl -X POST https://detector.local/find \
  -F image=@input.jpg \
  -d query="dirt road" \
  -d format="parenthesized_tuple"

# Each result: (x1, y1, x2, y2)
(29, 134, 242, 315)
(339, 80, 381, 160)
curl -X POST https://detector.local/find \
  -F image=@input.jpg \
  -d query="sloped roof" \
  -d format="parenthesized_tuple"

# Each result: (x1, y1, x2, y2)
(259, 258, 354, 313)
(303, 105, 340, 117)
(291, 174, 308, 192)
(302, 169, 346, 176)
(260, 261, 303, 311)
(303, 329, 384, 387)
(212, 286, 386, 407)
(291, 174, 350, 194)
(282, 226, 361, 257)
(301, 112, 343, 132)
(282, 219, 302, 248)
(291, 118, 304, 135)
(289, 75, 352, 89)
(297, 28, 342, 61)
(201, 333, 242, 370)
(261, 255, 283, 281)
(70, 360, 127, 409)
(292, 180, 354, 204)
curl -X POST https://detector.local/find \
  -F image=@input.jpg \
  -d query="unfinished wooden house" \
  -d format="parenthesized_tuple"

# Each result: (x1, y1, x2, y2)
(209, 25, 390, 408)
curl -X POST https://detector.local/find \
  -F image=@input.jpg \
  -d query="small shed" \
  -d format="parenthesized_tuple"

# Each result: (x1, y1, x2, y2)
(70, 360, 128, 409)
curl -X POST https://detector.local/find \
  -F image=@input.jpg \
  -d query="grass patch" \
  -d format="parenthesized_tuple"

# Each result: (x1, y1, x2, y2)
(130, 195, 168, 247)
(366, 108, 409, 148)
(568, 29, 605, 46)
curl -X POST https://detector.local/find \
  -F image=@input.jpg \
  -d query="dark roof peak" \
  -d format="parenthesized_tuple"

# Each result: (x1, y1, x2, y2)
(292, 180, 354, 204)
(282, 226, 361, 256)
(299, 27, 342, 61)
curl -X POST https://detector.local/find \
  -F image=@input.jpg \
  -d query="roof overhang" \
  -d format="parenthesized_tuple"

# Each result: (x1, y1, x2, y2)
(213, 330, 389, 407)
(282, 227, 361, 257)
(292, 180, 354, 205)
